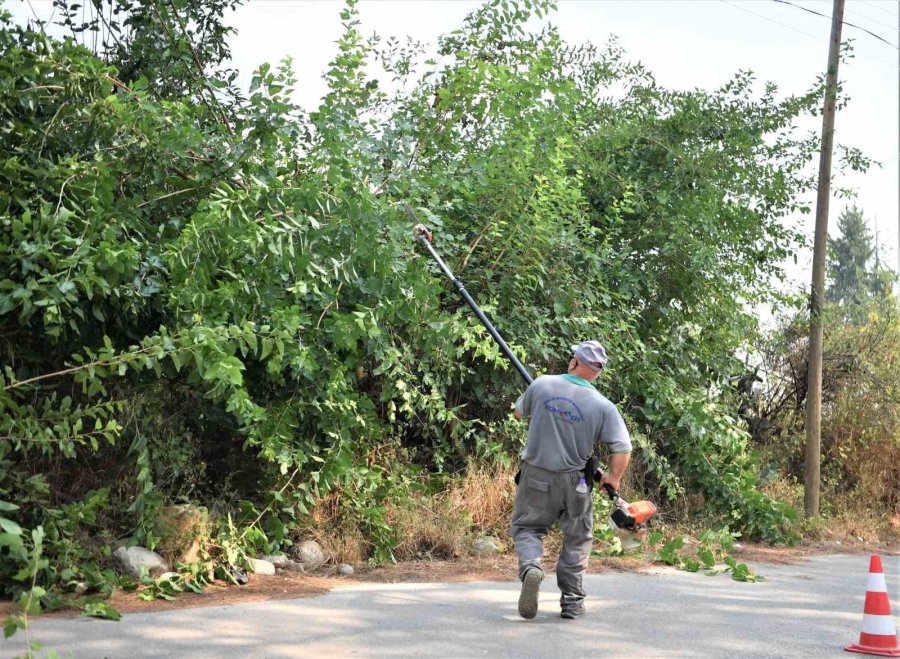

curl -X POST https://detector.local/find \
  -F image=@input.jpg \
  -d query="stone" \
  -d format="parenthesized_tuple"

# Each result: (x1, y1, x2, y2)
(111, 546, 168, 578)
(153, 504, 209, 565)
(261, 554, 290, 568)
(248, 558, 275, 576)
(337, 563, 354, 576)
(292, 540, 325, 570)
(472, 537, 501, 557)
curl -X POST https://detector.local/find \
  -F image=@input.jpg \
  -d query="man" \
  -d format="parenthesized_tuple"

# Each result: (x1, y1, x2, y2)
(511, 340, 632, 620)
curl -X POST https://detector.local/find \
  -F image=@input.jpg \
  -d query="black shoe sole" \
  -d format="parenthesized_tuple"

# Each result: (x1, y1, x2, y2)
(518, 569, 542, 619)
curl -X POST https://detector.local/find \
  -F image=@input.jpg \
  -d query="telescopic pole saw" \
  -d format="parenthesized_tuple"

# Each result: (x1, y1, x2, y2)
(409, 209, 658, 533)
(409, 213, 533, 386)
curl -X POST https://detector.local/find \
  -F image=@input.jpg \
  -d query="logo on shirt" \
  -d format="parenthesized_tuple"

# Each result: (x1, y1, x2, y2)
(542, 397, 584, 424)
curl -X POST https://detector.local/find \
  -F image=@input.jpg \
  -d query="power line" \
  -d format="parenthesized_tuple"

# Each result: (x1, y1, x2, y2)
(720, 1, 897, 68)
(859, 0, 898, 18)
(721, 0, 830, 44)
(843, 5, 899, 31)
(773, 0, 898, 49)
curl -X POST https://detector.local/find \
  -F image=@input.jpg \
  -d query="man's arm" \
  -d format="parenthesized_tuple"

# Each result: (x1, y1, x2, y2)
(596, 401, 631, 491)
(514, 380, 537, 421)
(599, 451, 631, 493)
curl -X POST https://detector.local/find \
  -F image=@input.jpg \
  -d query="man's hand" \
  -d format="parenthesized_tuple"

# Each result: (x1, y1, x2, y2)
(599, 472, 620, 493)
(599, 452, 631, 494)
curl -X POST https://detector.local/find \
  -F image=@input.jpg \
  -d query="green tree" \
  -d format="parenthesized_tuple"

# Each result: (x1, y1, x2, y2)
(0, 0, 873, 606)
(826, 205, 895, 319)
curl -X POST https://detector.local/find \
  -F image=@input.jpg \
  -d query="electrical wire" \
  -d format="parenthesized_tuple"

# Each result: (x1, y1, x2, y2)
(773, 0, 898, 49)
(721, 0, 830, 44)
(720, 0, 897, 68)
(859, 0, 898, 18)
(842, 5, 900, 32)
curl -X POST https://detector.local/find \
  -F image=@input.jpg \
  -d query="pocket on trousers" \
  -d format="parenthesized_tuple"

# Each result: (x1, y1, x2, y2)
(522, 478, 550, 512)
(581, 508, 594, 532)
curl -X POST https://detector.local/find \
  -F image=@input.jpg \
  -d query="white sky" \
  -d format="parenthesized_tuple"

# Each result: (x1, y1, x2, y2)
(12, 0, 900, 290)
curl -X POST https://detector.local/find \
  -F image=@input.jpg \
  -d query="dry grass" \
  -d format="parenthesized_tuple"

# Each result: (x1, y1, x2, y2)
(301, 457, 897, 571)
(383, 494, 471, 560)
(304, 491, 369, 565)
(445, 460, 518, 540)
(762, 477, 900, 546)
(298, 461, 519, 565)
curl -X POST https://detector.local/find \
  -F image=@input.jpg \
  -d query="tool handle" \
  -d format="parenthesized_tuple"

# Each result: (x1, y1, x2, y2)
(594, 469, 620, 500)
(409, 211, 534, 386)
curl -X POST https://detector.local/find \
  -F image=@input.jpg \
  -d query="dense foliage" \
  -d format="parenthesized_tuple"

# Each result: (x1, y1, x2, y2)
(747, 205, 898, 518)
(1, 0, 867, 605)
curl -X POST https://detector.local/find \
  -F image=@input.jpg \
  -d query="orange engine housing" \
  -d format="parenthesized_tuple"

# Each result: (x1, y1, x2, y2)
(627, 500, 657, 525)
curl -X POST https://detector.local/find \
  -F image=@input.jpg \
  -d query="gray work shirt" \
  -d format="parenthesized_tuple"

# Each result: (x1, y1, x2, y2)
(516, 373, 632, 472)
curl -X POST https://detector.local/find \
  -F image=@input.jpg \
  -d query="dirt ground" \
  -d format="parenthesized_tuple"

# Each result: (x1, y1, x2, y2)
(5, 538, 895, 620)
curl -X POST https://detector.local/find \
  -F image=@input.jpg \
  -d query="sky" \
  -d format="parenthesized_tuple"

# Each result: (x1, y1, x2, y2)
(11, 0, 900, 294)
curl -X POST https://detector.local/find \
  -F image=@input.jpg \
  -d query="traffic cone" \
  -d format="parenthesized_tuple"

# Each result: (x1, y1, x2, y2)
(846, 555, 900, 657)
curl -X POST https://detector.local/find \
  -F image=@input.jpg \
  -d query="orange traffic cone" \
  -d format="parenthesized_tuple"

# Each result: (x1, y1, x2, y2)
(846, 555, 900, 657)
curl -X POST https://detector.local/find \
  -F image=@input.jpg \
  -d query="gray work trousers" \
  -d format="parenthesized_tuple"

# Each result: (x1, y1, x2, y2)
(510, 462, 594, 610)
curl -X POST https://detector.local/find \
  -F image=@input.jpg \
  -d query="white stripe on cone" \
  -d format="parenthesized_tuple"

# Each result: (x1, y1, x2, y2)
(861, 614, 899, 637)
(867, 572, 889, 593)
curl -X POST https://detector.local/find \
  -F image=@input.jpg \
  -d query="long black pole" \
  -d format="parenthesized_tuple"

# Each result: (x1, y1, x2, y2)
(413, 224, 534, 386)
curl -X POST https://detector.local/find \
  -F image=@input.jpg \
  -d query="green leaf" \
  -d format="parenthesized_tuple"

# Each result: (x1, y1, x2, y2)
(4, 615, 20, 639)
(0, 533, 25, 553)
(698, 547, 716, 568)
(81, 601, 121, 621)
(0, 519, 22, 535)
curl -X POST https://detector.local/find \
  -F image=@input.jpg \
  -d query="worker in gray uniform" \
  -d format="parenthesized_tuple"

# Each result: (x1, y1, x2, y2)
(511, 340, 632, 620)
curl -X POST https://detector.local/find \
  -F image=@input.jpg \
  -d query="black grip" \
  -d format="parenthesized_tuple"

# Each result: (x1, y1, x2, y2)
(583, 456, 598, 492)
(594, 469, 619, 500)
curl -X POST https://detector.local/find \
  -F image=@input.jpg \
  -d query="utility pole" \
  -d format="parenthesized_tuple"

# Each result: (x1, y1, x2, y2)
(805, 0, 845, 518)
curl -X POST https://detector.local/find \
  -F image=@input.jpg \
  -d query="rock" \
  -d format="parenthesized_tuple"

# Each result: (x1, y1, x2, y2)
(249, 558, 275, 576)
(292, 540, 325, 570)
(472, 537, 501, 557)
(154, 504, 209, 565)
(261, 554, 290, 568)
(337, 563, 354, 576)
(111, 546, 168, 578)
(282, 560, 306, 573)
(227, 565, 249, 585)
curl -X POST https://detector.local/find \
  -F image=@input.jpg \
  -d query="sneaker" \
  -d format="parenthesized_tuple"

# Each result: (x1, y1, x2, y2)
(560, 603, 586, 619)
(517, 568, 543, 619)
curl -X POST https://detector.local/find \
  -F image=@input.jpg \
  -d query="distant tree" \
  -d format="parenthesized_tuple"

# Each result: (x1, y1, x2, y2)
(826, 205, 895, 320)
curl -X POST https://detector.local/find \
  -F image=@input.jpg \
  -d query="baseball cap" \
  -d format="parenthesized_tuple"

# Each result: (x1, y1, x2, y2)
(570, 340, 608, 372)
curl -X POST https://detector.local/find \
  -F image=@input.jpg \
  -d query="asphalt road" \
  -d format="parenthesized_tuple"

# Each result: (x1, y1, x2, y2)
(3, 554, 898, 658)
